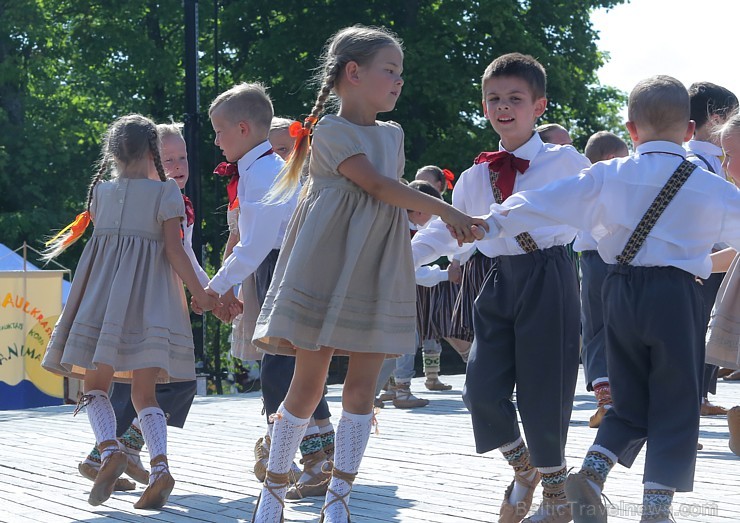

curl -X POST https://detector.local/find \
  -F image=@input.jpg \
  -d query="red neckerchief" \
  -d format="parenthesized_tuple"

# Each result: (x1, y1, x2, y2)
(214, 148, 275, 210)
(474, 151, 530, 201)
(182, 194, 194, 227)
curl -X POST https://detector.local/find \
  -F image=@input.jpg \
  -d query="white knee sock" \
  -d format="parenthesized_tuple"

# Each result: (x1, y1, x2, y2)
(323, 410, 372, 523)
(254, 404, 309, 523)
(84, 390, 118, 461)
(138, 407, 168, 483)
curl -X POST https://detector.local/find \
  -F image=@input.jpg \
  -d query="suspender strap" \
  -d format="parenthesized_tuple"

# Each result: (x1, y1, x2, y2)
(487, 169, 539, 253)
(616, 160, 697, 265)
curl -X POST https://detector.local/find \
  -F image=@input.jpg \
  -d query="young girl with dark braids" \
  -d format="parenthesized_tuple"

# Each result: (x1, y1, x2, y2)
(251, 26, 486, 523)
(41, 114, 217, 510)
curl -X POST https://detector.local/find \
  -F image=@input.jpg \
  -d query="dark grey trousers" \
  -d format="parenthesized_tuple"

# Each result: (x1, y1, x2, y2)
(258, 250, 331, 422)
(580, 250, 609, 389)
(595, 265, 703, 492)
(698, 272, 724, 397)
(463, 246, 581, 467)
(111, 380, 196, 437)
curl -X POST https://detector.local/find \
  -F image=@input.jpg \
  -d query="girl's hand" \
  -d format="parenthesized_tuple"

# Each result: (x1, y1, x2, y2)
(448, 262, 462, 284)
(441, 207, 489, 245)
(195, 288, 219, 312)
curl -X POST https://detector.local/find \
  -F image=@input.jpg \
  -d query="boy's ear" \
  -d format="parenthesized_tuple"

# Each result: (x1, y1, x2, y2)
(625, 121, 639, 143)
(481, 99, 488, 118)
(238, 120, 250, 137)
(534, 97, 547, 118)
(684, 120, 696, 143)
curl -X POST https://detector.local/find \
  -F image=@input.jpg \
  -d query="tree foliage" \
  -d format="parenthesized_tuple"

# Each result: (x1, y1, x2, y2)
(1, 0, 626, 382)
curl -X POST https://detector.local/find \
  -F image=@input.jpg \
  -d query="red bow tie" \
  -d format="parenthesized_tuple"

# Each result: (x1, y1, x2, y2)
(182, 194, 194, 227)
(474, 151, 530, 201)
(214, 162, 239, 209)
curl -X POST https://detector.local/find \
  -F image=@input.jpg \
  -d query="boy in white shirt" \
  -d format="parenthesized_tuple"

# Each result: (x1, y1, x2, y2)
(486, 75, 740, 523)
(413, 53, 589, 523)
(685, 82, 739, 414)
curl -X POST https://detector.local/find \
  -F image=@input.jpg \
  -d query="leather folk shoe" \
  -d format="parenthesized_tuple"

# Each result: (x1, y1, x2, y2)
(254, 436, 270, 482)
(701, 400, 728, 416)
(729, 405, 740, 457)
(123, 451, 150, 485)
(79, 461, 136, 491)
(286, 454, 331, 500)
(88, 441, 128, 506)
(499, 469, 541, 523)
(425, 376, 453, 391)
(564, 471, 607, 523)
(522, 497, 573, 523)
(134, 456, 175, 510)
(392, 383, 429, 409)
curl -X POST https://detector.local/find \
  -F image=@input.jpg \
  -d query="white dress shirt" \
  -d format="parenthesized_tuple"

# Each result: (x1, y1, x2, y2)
(412, 132, 590, 267)
(410, 220, 449, 286)
(183, 221, 210, 287)
(487, 141, 740, 279)
(209, 141, 297, 295)
(685, 139, 724, 176)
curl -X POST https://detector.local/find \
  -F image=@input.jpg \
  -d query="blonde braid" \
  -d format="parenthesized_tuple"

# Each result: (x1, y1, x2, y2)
(148, 127, 166, 181)
(267, 62, 339, 202)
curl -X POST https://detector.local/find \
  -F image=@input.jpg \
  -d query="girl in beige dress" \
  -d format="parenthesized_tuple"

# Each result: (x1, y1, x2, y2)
(41, 114, 216, 510)
(249, 26, 486, 523)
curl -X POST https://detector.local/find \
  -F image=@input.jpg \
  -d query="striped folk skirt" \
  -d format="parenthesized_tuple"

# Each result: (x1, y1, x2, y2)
(449, 251, 495, 342)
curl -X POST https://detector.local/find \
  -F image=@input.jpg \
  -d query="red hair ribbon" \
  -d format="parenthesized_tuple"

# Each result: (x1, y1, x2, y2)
(442, 168, 455, 190)
(214, 161, 239, 209)
(46, 210, 91, 248)
(289, 121, 310, 139)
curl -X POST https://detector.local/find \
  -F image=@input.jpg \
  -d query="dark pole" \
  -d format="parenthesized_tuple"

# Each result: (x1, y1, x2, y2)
(184, 0, 204, 366)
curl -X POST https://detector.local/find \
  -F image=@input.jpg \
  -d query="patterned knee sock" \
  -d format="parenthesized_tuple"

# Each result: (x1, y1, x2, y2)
(580, 444, 617, 495)
(500, 438, 537, 504)
(138, 407, 168, 484)
(84, 445, 101, 468)
(422, 340, 441, 378)
(298, 424, 327, 483)
(254, 404, 309, 523)
(119, 421, 145, 455)
(322, 410, 372, 523)
(642, 482, 674, 521)
(539, 463, 567, 501)
(319, 423, 335, 458)
(84, 390, 118, 461)
(593, 378, 613, 408)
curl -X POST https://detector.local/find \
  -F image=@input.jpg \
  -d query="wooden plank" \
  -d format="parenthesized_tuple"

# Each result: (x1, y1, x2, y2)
(0, 369, 738, 522)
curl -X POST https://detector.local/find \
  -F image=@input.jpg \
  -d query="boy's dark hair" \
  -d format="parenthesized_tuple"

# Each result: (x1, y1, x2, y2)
(409, 180, 441, 200)
(628, 75, 689, 134)
(482, 53, 547, 99)
(688, 82, 738, 129)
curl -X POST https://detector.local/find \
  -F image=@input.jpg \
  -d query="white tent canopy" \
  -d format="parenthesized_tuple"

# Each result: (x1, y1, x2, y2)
(0, 243, 71, 305)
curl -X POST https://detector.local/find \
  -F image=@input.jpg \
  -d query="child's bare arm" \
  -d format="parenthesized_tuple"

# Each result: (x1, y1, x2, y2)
(711, 247, 737, 273)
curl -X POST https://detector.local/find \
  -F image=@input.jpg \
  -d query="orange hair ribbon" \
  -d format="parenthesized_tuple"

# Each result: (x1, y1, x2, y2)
(288, 116, 319, 157)
(442, 168, 456, 190)
(46, 210, 92, 247)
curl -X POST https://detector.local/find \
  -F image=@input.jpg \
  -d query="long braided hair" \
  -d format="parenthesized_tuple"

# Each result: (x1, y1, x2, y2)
(43, 114, 165, 260)
(268, 25, 403, 202)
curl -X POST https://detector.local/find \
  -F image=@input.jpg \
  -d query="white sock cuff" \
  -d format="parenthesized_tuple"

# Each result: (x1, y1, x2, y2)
(87, 389, 108, 398)
(589, 444, 618, 464)
(644, 481, 675, 492)
(340, 410, 373, 423)
(538, 462, 566, 474)
(318, 423, 334, 434)
(138, 406, 165, 419)
(499, 437, 524, 453)
(592, 377, 610, 386)
(304, 425, 320, 436)
(277, 404, 310, 426)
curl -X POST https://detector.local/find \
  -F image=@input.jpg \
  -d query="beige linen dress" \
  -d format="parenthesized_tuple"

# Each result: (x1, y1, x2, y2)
(706, 253, 740, 369)
(42, 177, 195, 382)
(253, 115, 416, 356)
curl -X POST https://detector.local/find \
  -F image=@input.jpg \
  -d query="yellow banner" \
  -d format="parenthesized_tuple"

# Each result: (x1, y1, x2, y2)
(0, 271, 64, 398)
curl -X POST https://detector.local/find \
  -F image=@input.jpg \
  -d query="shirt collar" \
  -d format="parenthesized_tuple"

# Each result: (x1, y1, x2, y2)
(498, 132, 544, 162)
(686, 139, 723, 158)
(635, 141, 687, 158)
(237, 140, 273, 173)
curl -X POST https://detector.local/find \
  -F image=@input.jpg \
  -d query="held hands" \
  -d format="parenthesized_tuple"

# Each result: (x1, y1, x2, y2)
(213, 289, 243, 323)
(191, 287, 219, 314)
(441, 207, 489, 246)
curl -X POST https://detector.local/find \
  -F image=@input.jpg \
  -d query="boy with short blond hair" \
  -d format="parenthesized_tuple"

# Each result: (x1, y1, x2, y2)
(486, 75, 740, 523)
(584, 131, 629, 164)
(413, 52, 589, 523)
(205, 83, 334, 491)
